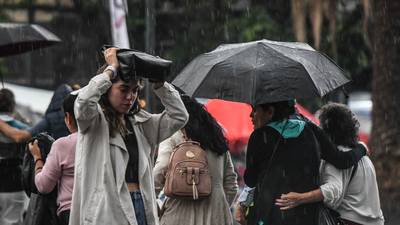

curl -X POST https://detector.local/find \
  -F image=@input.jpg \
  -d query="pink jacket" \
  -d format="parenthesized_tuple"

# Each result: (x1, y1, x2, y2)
(35, 132, 77, 215)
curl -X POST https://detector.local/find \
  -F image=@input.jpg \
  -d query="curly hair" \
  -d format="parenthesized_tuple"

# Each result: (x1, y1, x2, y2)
(0, 88, 16, 113)
(318, 103, 359, 147)
(180, 95, 229, 155)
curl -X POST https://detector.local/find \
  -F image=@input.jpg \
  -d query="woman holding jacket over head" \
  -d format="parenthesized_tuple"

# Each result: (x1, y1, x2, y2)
(153, 93, 238, 225)
(69, 48, 189, 225)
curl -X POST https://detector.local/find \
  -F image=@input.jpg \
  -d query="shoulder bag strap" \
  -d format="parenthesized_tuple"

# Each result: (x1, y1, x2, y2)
(254, 120, 289, 223)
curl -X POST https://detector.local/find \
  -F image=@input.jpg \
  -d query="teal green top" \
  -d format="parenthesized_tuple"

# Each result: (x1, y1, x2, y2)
(267, 119, 306, 138)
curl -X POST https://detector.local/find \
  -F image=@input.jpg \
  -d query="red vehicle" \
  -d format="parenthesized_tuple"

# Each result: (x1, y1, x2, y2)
(204, 99, 320, 155)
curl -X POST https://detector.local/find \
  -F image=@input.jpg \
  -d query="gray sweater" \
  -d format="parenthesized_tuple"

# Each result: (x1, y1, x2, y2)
(320, 144, 384, 225)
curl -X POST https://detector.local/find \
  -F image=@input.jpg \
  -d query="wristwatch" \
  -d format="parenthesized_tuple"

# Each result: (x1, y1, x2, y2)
(104, 65, 117, 79)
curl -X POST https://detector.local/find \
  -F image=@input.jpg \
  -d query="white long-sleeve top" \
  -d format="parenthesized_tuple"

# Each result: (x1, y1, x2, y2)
(320, 144, 384, 225)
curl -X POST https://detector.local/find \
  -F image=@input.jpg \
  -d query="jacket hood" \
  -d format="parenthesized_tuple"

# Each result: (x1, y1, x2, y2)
(45, 84, 72, 114)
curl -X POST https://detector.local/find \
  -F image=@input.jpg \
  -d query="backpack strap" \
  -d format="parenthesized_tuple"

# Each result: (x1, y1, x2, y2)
(181, 129, 189, 141)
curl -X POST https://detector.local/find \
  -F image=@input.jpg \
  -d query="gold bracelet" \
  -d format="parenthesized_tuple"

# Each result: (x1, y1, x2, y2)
(34, 158, 43, 165)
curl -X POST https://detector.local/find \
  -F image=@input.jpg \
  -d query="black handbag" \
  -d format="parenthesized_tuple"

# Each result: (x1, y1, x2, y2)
(22, 133, 55, 196)
(102, 45, 172, 82)
(24, 192, 59, 225)
(22, 133, 59, 225)
(318, 204, 345, 225)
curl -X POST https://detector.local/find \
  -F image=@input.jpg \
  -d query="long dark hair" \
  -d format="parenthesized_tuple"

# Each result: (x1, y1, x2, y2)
(97, 64, 143, 137)
(181, 95, 229, 155)
(319, 103, 359, 147)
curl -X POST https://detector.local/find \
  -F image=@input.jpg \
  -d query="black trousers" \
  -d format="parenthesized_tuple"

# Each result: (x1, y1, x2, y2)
(58, 210, 70, 225)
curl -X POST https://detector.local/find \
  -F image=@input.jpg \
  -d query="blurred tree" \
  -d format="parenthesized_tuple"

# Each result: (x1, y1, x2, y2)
(0, 11, 9, 81)
(0, 0, 373, 110)
(370, 0, 400, 224)
(289, 0, 372, 93)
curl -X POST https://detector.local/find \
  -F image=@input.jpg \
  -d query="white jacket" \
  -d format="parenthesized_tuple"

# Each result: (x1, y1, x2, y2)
(320, 144, 384, 225)
(69, 73, 188, 225)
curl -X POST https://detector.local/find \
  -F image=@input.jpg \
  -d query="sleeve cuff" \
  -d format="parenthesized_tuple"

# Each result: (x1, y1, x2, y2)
(90, 73, 113, 94)
(153, 82, 179, 97)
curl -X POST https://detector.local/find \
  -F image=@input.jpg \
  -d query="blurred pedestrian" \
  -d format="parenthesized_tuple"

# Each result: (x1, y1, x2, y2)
(0, 84, 73, 142)
(28, 93, 78, 225)
(153, 94, 238, 225)
(275, 103, 384, 225)
(244, 100, 368, 225)
(69, 47, 188, 225)
(0, 88, 29, 225)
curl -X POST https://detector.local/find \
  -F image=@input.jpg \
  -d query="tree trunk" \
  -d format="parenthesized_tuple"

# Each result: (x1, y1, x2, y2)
(371, 0, 400, 224)
(324, 0, 337, 60)
(291, 0, 307, 42)
(310, 0, 322, 49)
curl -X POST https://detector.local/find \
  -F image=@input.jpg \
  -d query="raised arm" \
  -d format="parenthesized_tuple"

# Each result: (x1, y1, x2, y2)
(308, 122, 366, 169)
(141, 83, 189, 148)
(75, 48, 118, 133)
(74, 72, 112, 133)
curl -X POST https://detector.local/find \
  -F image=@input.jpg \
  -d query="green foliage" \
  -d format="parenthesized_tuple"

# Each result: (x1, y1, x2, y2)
(0, 0, 371, 97)
(156, 4, 295, 76)
(335, 5, 371, 83)
(226, 7, 293, 42)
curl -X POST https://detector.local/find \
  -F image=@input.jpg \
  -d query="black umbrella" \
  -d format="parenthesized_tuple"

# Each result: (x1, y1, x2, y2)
(0, 23, 61, 57)
(173, 39, 350, 105)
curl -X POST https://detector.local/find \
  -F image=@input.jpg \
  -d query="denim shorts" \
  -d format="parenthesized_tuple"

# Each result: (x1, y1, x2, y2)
(130, 191, 148, 225)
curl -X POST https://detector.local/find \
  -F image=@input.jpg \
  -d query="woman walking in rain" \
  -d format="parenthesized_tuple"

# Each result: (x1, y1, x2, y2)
(244, 100, 367, 225)
(69, 48, 188, 225)
(276, 103, 384, 225)
(28, 93, 78, 225)
(153, 93, 238, 225)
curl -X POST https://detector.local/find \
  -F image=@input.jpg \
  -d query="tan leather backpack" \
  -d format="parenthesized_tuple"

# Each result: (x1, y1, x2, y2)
(164, 133, 212, 200)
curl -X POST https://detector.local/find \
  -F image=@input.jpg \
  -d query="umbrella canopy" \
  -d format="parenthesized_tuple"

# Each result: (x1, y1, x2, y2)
(0, 23, 61, 57)
(173, 39, 350, 105)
